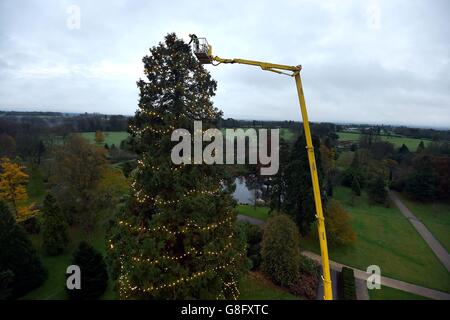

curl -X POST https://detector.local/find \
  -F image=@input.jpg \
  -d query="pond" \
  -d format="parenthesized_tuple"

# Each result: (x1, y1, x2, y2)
(232, 177, 262, 205)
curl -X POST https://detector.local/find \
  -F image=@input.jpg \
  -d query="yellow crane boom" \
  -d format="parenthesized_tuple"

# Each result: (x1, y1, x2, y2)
(191, 36, 333, 300)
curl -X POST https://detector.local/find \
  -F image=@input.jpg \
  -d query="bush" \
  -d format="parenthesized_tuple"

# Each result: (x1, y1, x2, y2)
(339, 267, 356, 300)
(322, 199, 356, 246)
(0, 270, 14, 300)
(299, 256, 320, 278)
(0, 201, 47, 298)
(289, 273, 319, 300)
(67, 241, 108, 300)
(367, 176, 388, 205)
(237, 222, 263, 270)
(261, 214, 301, 287)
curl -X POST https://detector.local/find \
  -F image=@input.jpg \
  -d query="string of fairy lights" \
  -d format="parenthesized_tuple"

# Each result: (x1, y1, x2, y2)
(112, 232, 234, 267)
(117, 253, 243, 298)
(117, 215, 233, 235)
(111, 47, 243, 299)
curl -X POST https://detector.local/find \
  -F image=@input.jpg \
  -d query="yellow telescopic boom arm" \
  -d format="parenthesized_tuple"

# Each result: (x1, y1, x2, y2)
(193, 38, 333, 300)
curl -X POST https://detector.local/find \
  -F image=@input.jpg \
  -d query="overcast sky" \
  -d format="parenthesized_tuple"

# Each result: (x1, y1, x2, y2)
(0, 0, 449, 127)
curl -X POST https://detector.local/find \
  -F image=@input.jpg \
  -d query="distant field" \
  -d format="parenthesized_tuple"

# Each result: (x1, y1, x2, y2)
(237, 205, 270, 221)
(369, 286, 429, 300)
(220, 128, 295, 142)
(80, 131, 129, 146)
(397, 193, 450, 252)
(337, 131, 430, 150)
(302, 186, 450, 293)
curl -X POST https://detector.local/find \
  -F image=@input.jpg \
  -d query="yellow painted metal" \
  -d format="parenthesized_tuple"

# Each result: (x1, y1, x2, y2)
(294, 73, 333, 300)
(195, 41, 333, 300)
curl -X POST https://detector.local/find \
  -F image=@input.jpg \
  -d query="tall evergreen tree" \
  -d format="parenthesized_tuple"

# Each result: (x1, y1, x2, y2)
(107, 34, 246, 299)
(406, 155, 437, 201)
(282, 134, 323, 236)
(367, 176, 388, 204)
(416, 141, 425, 153)
(0, 201, 46, 298)
(67, 241, 108, 300)
(41, 193, 69, 256)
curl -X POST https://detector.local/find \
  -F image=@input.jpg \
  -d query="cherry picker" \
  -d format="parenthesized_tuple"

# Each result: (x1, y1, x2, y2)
(190, 35, 333, 300)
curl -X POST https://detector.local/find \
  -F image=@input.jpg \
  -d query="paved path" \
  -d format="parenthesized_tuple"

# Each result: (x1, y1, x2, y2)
(303, 251, 450, 300)
(237, 214, 265, 225)
(389, 192, 450, 272)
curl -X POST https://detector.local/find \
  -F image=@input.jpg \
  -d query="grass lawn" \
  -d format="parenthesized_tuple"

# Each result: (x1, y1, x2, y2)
(80, 131, 129, 147)
(302, 187, 450, 293)
(397, 193, 450, 252)
(237, 205, 270, 221)
(369, 286, 430, 300)
(239, 272, 299, 300)
(22, 224, 116, 300)
(337, 132, 430, 150)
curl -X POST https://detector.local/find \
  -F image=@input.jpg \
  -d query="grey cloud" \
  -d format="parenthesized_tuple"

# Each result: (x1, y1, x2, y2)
(0, 0, 449, 127)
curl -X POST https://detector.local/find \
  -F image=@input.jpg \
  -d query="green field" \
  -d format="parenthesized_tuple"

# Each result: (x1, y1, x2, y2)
(397, 193, 450, 252)
(369, 286, 429, 300)
(337, 131, 429, 150)
(23, 225, 116, 300)
(302, 187, 450, 293)
(237, 205, 270, 221)
(239, 272, 299, 300)
(80, 131, 129, 146)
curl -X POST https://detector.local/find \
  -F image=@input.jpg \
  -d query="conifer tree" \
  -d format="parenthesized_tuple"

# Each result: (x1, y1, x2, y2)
(41, 193, 69, 256)
(0, 201, 46, 298)
(67, 241, 108, 300)
(107, 34, 246, 299)
(283, 134, 323, 236)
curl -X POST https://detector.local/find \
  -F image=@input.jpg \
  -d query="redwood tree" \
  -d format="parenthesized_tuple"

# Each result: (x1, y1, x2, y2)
(108, 34, 246, 299)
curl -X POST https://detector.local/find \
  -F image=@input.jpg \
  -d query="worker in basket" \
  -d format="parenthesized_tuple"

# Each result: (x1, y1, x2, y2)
(188, 34, 200, 52)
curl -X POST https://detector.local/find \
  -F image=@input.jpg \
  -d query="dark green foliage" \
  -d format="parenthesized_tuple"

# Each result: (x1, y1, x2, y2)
(367, 176, 388, 204)
(120, 160, 136, 178)
(342, 152, 365, 189)
(0, 270, 14, 300)
(0, 201, 46, 299)
(299, 256, 320, 278)
(108, 33, 246, 299)
(351, 176, 361, 196)
(41, 193, 69, 256)
(261, 214, 301, 287)
(238, 222, 263, 270)
(416, 141, 425, 153)
(406, 156, 437, 201)
(67, 241, 108, 300)
(339, 267, 356, 300)
(282, 135, 324, 236)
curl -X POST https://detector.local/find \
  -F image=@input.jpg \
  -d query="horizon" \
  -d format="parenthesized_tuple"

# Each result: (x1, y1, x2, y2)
(1, 1, 449, 127)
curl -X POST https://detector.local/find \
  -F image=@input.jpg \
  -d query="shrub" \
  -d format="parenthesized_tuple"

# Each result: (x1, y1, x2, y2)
(67, 241, 108, 300)
(261, 214, 301, 287)
(237, 221, 263, 270)
(299, 256, 320, 278)
(289, 273, 319, 300)
(367, 176, 388, 205)
(322, 199, 356, 246)
(0, 270, 14, 300)
(0, 201, 47, 298)
(339, 267, 356, 300)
